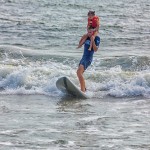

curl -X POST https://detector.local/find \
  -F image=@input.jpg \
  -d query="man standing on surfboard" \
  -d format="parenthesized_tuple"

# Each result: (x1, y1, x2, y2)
(77, 27, 100, 92)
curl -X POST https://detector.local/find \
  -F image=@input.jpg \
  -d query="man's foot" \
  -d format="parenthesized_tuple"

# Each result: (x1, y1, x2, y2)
(81, 88, 86, 93)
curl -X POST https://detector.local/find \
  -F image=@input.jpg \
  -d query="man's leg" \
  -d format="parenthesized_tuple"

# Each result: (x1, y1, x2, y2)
(77, 65, 86, 92)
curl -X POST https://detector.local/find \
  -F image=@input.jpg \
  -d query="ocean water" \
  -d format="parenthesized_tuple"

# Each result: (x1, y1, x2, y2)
(0, 0, 150, 149)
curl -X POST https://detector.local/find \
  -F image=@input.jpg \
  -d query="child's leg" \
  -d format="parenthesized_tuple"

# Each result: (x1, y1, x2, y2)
(88, 31, 97, 51)
(77, 34, 88, 48)
(88, 35, 95, 51)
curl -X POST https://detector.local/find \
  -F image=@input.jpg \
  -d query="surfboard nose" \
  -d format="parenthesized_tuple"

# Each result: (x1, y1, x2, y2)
(56, 77, 89, 99)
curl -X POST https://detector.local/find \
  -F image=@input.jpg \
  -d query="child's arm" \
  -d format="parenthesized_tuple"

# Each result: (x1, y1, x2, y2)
(94, 17, 100, 32)
(87, 24, 90, 32)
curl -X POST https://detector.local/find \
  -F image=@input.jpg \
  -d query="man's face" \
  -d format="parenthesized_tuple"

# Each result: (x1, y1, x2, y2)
(88, 29, 93, 37)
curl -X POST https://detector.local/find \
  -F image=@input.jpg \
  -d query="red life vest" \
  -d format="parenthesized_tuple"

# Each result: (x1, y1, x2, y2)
(88, 16, 99, 28)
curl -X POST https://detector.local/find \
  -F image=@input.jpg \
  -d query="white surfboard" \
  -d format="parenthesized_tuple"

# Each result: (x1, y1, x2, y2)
(56, 77, 89, 99)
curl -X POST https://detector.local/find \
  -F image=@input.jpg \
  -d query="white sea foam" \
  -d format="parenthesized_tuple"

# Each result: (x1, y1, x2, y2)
(0, 142, 13, 146)
(0, 46, 150, 98)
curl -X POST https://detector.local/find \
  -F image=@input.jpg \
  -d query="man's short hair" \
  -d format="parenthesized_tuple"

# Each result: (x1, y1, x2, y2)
(88, 26, 95, 30)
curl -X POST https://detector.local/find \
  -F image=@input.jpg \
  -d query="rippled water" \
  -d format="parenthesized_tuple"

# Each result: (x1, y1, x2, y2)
(0, 0, 150, 149)
(0, 96, 150, 149)
(0, 0, 149, 56)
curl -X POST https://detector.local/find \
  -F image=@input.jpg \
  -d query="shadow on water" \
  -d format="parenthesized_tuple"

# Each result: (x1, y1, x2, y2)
(58, 94, 84, 104)
(56, 94, 89, 112)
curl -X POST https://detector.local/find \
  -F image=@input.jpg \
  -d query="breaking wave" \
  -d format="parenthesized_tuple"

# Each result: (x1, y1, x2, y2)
(0, 45, 150, 98)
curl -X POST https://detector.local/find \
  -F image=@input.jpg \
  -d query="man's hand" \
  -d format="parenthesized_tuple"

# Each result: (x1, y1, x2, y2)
(92, 36, 99, 52)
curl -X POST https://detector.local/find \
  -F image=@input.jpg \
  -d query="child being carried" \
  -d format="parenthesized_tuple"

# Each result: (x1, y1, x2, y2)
(77, 11, 100, 51)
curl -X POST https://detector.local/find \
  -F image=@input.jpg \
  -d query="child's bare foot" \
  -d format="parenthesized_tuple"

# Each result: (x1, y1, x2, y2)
(77, 45, 82, 49)
(88, 48, 91, 51)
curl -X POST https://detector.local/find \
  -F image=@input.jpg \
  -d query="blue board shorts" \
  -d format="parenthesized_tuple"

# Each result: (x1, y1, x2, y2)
(79, 58, 92, 70)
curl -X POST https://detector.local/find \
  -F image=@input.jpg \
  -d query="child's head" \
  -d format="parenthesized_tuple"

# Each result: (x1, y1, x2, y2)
(88, 11, 95, 19)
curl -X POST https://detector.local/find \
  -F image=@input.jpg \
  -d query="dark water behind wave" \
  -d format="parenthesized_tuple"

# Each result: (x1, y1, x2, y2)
(0, 0, 149, 57)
